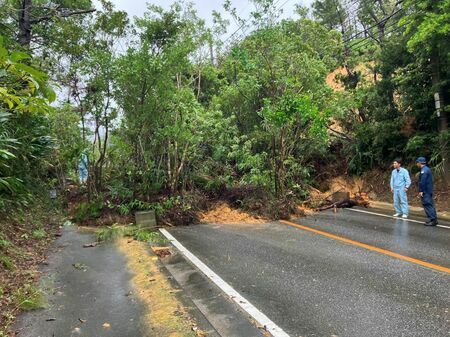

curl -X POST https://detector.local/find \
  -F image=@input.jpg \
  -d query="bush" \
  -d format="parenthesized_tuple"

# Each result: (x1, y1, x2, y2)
(73, 200, 103, 222)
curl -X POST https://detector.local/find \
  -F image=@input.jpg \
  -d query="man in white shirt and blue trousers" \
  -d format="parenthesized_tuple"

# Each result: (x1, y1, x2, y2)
(390, 158, 411, 219)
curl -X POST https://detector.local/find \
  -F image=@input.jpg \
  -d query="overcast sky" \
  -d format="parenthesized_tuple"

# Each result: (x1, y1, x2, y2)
(108, 0, 314, 41)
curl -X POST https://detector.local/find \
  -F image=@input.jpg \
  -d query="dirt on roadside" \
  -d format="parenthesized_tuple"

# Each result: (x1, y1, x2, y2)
(199, 202, 268, 224)
(116, 238, 202, 337)
(0, 208, 62, 336)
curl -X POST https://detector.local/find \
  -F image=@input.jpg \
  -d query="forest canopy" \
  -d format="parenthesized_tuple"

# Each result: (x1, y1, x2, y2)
(0, 0, 448, 213)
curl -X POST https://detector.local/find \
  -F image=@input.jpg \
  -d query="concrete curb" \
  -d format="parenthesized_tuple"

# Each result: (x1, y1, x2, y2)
(369, 201, 450, 222)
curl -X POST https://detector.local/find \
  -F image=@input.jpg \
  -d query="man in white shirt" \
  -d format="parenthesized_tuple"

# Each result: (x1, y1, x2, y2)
(390, 158, 411, 219)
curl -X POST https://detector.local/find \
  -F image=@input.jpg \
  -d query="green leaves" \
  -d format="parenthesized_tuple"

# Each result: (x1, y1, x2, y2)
(0, 38, 56, 207)
(401, 0, 450, 53)
(9, 52, 30, 62)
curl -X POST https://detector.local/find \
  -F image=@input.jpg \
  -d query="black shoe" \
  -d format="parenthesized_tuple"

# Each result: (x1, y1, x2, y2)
(424, 220, 438, 226)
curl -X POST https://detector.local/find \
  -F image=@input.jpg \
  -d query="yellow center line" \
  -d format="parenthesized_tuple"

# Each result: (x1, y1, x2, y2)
(280, 220, 450, 274)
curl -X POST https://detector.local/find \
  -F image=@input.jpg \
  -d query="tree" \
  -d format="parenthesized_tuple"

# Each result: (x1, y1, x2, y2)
(0, 35, 55, 208)
(113, 2, 210, 195)
(64, 1, 128, 194)
(216, 19, 341, 195)
(400, 0, 450, 187)
(0, 0, 95, 48)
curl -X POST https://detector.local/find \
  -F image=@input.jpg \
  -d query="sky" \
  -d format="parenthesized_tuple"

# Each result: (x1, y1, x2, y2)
(109, 0, 315, 42)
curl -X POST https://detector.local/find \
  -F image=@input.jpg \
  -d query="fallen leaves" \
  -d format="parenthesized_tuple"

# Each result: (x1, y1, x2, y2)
(72, 263, 88, 271)
(82, 242, 99, 248)
(192, 325, 207, 337)
(151, 247, 171, 258)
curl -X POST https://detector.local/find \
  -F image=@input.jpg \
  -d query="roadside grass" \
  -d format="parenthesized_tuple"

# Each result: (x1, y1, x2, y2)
(13, 283, 48, 311)
(0, 201, 62, 336)
(95, 224, 124, 242)
(0, 254, 14, 270)
(32, 228, 47, 239)
(95, 224, 168, 245)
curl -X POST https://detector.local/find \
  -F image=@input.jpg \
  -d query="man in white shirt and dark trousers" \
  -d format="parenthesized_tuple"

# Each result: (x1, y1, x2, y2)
(390, 158, 411, 219)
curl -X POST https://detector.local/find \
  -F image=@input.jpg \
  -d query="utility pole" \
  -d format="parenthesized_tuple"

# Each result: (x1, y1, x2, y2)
(431, 51, 449, 192)
(209, 40, 215, 66)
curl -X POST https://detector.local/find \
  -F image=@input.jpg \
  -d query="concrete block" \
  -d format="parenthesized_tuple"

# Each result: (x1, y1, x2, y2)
(135, 210, 157, 228)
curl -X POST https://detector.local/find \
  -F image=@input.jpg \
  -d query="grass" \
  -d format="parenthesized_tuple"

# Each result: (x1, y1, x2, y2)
(95, 224, 124, 242)
(95, 224, 168, 245)
(0, 233, 11, 249)
(12, 283, 47, 311)
(0, 198, 63, 336)
(0, 253, 15, 270)
(32, 228, 47, 239)
(125, 226, 167, 244)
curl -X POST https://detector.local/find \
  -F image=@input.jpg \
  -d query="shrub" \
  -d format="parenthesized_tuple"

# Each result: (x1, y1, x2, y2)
(73, 200, 103, 222)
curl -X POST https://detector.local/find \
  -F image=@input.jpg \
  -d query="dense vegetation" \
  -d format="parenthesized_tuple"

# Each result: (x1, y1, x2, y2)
(0, 0, 448, 216)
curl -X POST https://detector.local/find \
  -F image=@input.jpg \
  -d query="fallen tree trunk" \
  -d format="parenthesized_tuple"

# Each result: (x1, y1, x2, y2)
(316, 192, 370, 212)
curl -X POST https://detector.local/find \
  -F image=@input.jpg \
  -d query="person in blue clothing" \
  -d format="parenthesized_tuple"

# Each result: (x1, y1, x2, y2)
(78, 152, 89, 185)
(416, 157, 438, 226)
(390, 158, 411, 219)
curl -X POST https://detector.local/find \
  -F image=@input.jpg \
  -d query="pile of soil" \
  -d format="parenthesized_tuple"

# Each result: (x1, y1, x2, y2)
(162, 203, 200, 226)
(223, 186, 302, 220)
(199, 202, 267, 224)
(67, 185, 306, 228)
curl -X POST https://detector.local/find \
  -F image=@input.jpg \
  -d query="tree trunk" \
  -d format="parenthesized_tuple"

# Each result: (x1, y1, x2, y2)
(18, 0, 32, 47)
(272, 135, 279, 197)
(17, 1, 95, 47)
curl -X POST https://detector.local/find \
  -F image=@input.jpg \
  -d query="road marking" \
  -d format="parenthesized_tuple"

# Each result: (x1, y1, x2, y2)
(159, 228, 290, 337)
(279, 220, 450, 275)
(346, 208, 450, 229)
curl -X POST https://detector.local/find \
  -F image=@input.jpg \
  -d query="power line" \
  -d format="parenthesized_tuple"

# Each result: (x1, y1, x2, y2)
(341, 1, 363, 29)
(329, 0, 361, 28)
(224, 0, 291, 48)
(343, 6, 404, 43)
(348, 20, 404, 49)
(347, 19, 410, 50)
(222, 0, 288, 45)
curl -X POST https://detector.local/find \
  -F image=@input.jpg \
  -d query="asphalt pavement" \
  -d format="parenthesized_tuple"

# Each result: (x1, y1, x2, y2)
(167, 210, 450, 337)
(14, 225, 145, 337)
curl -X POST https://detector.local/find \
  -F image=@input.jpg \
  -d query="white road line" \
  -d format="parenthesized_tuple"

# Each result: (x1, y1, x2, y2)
(159, 228, 290, 337)
(346, 208, 450, 229)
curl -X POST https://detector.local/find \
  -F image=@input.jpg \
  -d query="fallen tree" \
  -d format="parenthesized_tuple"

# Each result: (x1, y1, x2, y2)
(316, 191, 370, 212)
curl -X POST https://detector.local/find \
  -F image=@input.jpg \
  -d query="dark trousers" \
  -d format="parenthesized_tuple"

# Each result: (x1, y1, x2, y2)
(421, 193, 437, 221)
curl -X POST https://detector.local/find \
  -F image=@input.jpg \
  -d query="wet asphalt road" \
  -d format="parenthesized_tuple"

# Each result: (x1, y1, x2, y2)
(15, 226, 145, 337)
(168, 209, 450, 337)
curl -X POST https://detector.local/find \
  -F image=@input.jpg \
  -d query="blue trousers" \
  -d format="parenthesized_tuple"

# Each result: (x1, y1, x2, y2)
(421, 193, 437, 221)
(393, 188, 408, 216)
